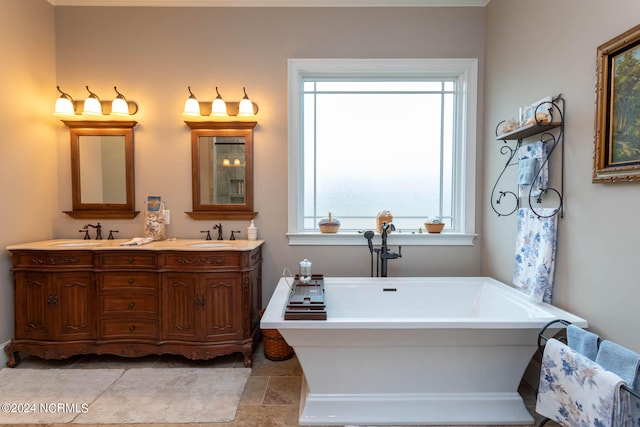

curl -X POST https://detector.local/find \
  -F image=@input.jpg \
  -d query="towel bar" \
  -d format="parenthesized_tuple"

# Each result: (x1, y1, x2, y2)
(537, 319, 640, 401)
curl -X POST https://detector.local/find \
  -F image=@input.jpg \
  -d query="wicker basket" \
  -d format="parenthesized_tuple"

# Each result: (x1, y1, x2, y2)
(260, 309, 294, 361)
(425, 222, 445, 233)
(262, 328, 294, 361)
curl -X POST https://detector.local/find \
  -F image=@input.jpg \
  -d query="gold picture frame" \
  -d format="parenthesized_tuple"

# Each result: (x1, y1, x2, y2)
(593, 24, 640, 183)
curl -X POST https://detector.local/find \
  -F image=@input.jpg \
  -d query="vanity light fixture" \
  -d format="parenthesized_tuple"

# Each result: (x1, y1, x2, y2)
(211, 87, 228, 117)
(182, 86, 258, 118)
(55, 86, 75, 115)
(223, 158, 231, 166)
(54, 85, 138, 118)
(83, 86, 103, 116)
(238, 87, 254, 117)
(183, 86, 201, 116)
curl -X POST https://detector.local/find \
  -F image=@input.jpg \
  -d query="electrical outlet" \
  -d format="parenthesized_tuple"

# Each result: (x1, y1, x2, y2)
(164, 209, 171, 225)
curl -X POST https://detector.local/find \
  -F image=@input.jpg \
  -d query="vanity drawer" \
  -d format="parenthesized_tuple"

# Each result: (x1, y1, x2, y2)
(96, 252, 157, 269)
(100, 272, 159, 291)
(12, 250, 94, 269)
(100, 319, 158, 339)
(248, 247, 262, 268)
(161, 252, 243, 270)
(101, 294, 159, 318)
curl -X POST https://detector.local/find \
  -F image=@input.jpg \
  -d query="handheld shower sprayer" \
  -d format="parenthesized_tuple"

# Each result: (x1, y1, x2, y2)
(364, 230, 375, 277)
(364, 230, 374, 253)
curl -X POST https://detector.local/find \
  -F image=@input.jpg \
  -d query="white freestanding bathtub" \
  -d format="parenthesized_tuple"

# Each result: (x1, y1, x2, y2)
(261, 277, 587, 426)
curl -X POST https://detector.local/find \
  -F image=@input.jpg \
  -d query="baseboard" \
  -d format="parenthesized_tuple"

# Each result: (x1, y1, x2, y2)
(0, 340, 9, 368)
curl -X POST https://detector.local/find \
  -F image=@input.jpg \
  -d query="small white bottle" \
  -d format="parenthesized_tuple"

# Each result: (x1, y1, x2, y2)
(247, 220, 258, 241)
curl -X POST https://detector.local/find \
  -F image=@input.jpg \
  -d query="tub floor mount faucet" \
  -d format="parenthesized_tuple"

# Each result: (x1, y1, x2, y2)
(364, 222, 402, 277)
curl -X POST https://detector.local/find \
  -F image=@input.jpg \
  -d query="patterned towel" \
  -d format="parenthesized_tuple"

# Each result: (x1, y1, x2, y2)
(518, 140, 548, 198)
(513, 208, 557, 303)
(537, 338, 627, 427)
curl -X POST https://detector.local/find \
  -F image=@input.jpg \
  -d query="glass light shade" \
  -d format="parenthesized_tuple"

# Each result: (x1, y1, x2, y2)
(238, 98, 254, 117)
(111, 97, 129, 115)
(223, 158, 231, 166)
(55, 97, 75, 115)
(184, 97, 200, 116)
(211, 98, 227, 117)
(83, 96, 102, 115)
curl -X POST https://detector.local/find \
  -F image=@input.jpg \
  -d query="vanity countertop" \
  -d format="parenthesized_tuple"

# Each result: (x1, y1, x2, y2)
(6, 238, 264, 252)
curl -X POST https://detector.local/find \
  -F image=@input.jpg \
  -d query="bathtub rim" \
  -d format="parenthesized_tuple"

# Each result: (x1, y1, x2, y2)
(261, 276, 588, 330)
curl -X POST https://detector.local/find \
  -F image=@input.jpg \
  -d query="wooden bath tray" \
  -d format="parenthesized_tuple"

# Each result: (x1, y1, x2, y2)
(284, 274, 327, 320)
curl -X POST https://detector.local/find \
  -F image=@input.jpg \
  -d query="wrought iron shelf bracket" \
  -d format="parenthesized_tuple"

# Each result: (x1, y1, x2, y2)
(491, 95, 565, 219)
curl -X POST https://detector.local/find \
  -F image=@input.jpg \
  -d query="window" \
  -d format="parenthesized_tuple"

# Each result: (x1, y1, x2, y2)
(287, 59, 477, 246)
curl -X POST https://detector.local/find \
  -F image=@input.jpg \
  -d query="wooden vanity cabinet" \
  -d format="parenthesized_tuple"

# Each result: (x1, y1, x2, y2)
(14, 270, 95, 342)
(6, 244, 262, 368)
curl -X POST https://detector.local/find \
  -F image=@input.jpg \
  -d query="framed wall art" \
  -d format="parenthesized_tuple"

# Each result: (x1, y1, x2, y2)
(593, 24, 640, 182)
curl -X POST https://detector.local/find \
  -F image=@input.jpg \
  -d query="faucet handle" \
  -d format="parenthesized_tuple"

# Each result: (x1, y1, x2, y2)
(230, 230, 241, 240)
(201, 230, 212, 240)
(79, 228, 90, 240)
(108, 230, 119, 240)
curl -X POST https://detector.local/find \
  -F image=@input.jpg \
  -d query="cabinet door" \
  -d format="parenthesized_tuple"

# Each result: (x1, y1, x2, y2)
(14, 272, 51, 340)
(54, 272, 95, 340)
(162, 273, 199, 340)
(200, 273, 242, 341)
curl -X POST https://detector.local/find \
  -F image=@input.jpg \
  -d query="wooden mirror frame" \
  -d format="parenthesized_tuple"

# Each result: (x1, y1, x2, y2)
(62, 120, 138, 219)
(185, 120, 258, 220)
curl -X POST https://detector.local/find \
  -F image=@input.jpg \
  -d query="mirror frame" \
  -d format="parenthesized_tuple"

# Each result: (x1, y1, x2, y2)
(185, 120, 257, 220)
(62, 120, 138, 219)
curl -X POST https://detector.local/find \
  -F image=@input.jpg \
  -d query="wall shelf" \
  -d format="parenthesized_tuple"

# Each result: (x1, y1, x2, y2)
(491, 95, 565, 218)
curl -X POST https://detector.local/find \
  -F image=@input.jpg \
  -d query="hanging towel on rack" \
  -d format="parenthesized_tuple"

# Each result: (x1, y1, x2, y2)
(518, 140, 548, 198)
(537, 338, 627, 427)
(596, 340, 640, 395)
(513, 208, 557, 303)
(567, 324, 600, 361)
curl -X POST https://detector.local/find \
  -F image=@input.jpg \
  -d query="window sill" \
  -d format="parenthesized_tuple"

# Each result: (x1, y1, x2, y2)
(286, 232, 477, 246)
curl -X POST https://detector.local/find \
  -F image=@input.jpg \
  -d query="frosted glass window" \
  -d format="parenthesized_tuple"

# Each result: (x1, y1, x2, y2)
(288, 58, 478, 241)
(301, 81, 455, 231)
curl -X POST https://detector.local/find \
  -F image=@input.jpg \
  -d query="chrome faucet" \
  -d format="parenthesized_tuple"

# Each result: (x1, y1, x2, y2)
(363, 222, 402, 277)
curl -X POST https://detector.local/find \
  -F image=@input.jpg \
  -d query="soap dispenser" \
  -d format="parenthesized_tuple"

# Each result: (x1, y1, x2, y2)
(247, 220, 258, 241)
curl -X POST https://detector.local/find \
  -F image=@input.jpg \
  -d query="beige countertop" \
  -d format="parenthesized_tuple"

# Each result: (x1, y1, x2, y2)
(6, 238, 264, 252)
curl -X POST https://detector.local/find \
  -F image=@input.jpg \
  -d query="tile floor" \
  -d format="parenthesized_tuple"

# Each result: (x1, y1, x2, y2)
(11, 342, 555, 427)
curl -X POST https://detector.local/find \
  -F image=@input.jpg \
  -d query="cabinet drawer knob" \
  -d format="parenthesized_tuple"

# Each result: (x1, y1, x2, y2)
(129, 325, 136, 332)
(128, 258, 134, 263)
(128, 302, 135, 309)
(128, 278, 134, 284)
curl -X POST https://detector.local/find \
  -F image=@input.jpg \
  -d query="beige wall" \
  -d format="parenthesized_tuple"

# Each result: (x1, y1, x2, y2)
(483, 0, 640, 352)
(0, 0, 57, 352)
(51, 6, 486, 302)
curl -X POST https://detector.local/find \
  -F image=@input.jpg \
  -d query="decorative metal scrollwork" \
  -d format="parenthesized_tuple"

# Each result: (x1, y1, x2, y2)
(491, 95, 565, 219)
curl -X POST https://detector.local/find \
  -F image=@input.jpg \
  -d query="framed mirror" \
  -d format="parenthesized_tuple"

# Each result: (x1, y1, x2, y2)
(185, 121, 257, 219)
(62, 120, 138, 219)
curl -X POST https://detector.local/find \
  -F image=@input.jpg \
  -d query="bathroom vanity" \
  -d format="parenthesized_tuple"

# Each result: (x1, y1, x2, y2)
(5, 239, 263, 367)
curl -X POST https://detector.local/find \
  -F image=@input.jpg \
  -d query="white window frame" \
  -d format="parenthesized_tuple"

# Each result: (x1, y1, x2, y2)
(287, 58, 478, 246)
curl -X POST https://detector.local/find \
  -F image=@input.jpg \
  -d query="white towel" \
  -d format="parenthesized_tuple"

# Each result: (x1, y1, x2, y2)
(120, 237, 154, 246)
(518, 140, 548, 198)
(513, 208, 557, 303)
(537, 338, 627, 427)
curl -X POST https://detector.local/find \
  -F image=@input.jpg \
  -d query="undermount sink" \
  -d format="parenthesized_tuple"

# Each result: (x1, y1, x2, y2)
(54, 241, 103, 247)
(188, 242, 232, 248)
